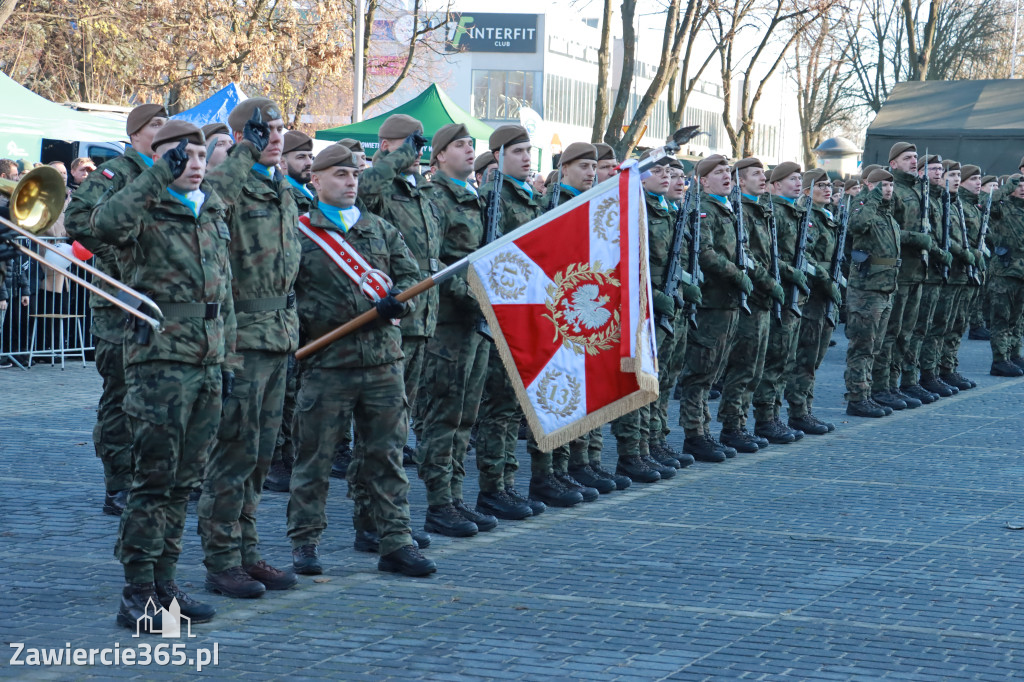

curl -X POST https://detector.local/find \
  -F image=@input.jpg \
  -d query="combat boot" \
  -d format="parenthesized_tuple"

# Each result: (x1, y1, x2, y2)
(968, 326, 991, 340)
(869, 398, 893, 415)
(872, 391, 907, 411)
(754, 419, 795, 445)
(709, 435, 738, 458)
(477, 489, 533, 520)
(846, 400, 886, 418)
(649, 440, 682, 469)
(1013, 357, 1024, 371)
(719, 428, 759, 453)
(641, 453, 677, 478)
(292, 544, 322, 575)
(921, 373, 954, 397)
(709, 383, 722, 400)
(156, 580, 217, 622)
(954, 371, 977, 389)
(590, 462, 631, 490)
(991, 360, 1024, 377)
(789, 414, 829, 435)
(330, 442, 352, 480)
(244, 560, 298, 590)
(103, 489, 128, 516)
(940, 372, 971, 391)
(555, 471, 600, 502)
(354, 529, 433, 553)
(529, 473, 584, 507)
(616, 455, 661, 483)
(776, 417, 804, 440)
(402, 444, 417, 468)
(205, 566, 266, 598)
(746, 429, 769, 449)
(893, 388, 922, 408)
(682, 434, 726, 463)
(116, 582, 163, 632)
(263, 460, 291, 492)
(518, 417, 530, 440)
(654, 438, 693, 468)
(901, 383, 937, 403)
(424, 503, 478, 537)
(378, 545, 437, 577)
(453, 499, 498, 531)
(506, 486, 545, 515)
(567, 464, 616, 494)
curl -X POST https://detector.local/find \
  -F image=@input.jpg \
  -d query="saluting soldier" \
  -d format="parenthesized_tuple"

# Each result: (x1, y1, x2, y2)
(286, 145, 435, 576)
(281, 130, 316, 213)
(88, 120, 239, 630)
(198, 98, 301, 598)
(844, 169, 901, 418)
(752, 161, 811, 444)
(202, 123, 234, 170)
(65, 103, 168, 516)
(716, 157, 785, 452)
(784, 168, 842, 433)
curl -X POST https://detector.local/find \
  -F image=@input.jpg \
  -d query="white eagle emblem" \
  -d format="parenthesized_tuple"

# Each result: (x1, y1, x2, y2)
(561, 284, 612, 332)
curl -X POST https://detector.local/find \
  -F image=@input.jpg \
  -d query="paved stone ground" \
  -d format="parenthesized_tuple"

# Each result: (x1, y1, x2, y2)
(2, 327, 1024, 680)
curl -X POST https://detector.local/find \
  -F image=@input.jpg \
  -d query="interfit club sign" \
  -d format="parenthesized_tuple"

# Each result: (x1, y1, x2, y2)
(446, 13, 538, 53)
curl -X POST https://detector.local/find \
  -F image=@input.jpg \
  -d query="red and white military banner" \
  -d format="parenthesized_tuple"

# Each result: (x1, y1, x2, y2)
(467, 162, 659, 451)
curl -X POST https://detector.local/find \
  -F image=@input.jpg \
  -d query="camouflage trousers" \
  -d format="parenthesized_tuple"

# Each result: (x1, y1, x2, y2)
(93, 335, 133, 493)
(417, 321, 489, 504)
(911, 283, 945, 377)
(891, 280, 923, 389)
(567, 428, 604, 469)
(717, 305, 770, 430)
(269, 354, 299, 471)
(403, 335, 428, 437)
(785, 295, 831, 418)
(475, 345, 522, 490)
(116, 362, 222, 583)
(678, 308, 739, 434)
(941, 285, 971, 373)
(969, 275, 989, 329)
(287, 363, 413, 556)
(198, 351, 288, 572)
(752, 307, 801, 423)
(649, 308, 687, 442)
(843, 287, 894, 402)
(988, 275, 1024, 363)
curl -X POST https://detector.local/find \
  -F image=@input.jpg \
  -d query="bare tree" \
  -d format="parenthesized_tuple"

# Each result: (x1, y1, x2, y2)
(666, 0, 717, 133)
(900, 0, 940, 80)
(0, 0, 19, 32)
(590, 0, 615, 144)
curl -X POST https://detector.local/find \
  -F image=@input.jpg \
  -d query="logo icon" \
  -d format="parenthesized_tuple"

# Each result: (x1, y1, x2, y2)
(134, 598, 195, 639)
(543, 263, 621, 356)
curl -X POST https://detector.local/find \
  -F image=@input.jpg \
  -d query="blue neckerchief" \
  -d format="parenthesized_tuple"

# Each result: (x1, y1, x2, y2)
(646, 190, 669, 212)
(449, 176, 478, 196)
(742, 193, 759, 201)
(319, 202, 359, 233)
(507, 175, 533, 198)
(779, 196, 797, 205)
(140, 154, 154, 168)
(252, 163, 275, 179)
(668, 200, 679, 211)
(559, 183, 582, 197)
(167, 188, 204, 218)
(286, 175, 314, 200)
(708, 193, 729, 207)
(819, 205, 835, 220)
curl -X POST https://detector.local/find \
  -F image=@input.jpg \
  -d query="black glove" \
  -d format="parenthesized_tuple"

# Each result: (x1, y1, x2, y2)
(162, 139, 189, 179)
(243, 108, 270, 153)
(375, 289, 408, 319)
(222, 371, 235, 400)
(406, 132, 428, 154)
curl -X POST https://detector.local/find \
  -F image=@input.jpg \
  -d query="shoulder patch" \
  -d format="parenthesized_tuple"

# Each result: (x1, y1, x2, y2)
(102, 169, 115, 179)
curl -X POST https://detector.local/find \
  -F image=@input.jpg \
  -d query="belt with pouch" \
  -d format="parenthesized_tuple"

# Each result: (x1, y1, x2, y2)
(235, 291, 297, 313)
(418, 258, 441, 274)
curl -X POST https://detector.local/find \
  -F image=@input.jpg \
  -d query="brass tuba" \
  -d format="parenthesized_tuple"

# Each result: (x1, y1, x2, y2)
(2, 165, 163, 329)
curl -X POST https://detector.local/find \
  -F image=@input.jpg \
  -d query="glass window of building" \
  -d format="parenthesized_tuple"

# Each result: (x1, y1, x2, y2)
(473, 70, 537, 120)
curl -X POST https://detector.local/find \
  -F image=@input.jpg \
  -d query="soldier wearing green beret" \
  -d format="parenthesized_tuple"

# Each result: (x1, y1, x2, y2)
(281, 130, 316, 213)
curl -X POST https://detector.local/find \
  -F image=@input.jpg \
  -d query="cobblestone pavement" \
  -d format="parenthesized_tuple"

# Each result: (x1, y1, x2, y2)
(2, 327, 1024, 680)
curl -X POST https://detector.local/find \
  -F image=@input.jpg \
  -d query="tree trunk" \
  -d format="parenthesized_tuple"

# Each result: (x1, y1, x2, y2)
(0, 0, 18, 33)
(605, 0, 638, 147)
(591, 0, 614, 144)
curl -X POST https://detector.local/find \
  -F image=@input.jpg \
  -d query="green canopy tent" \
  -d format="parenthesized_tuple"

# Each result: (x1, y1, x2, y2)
(315, 84, 494, 162)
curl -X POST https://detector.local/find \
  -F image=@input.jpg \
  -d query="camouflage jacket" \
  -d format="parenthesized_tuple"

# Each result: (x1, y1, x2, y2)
(960, 188, 986, 252)
(990, 194, 1024, 280)
(295, 206, 420, 369)
(645, 191, 685, 295)
(285, 177, 315, 214)
(359, 142, 441, 338)
(803, 202, 840, 319)
(86, 160, 239, 370)
(741, 194, 776, 311)
(891, 169, 929, 284)
(770, 194, 815, 308)
(480, 174, 543, 238)
(696, 192, 743, 310)
(427, 170, 487, 325)
(923, 182, 965, 284)
(64, 148, 153, 342)
(205, 144, 301, 354)
(848, 186, 901, 293)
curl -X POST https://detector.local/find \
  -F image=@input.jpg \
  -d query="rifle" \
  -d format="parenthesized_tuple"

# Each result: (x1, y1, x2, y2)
(918, 150, 931, 268)
(824, 195, 851, 328)
(764, 193, 782, 324)
(729, 168, 752, 314)
(940, 178, 950, 283)
(477, 145, 505, 339)
(658, 179, 698, 335)
(979, 190, 993, 258)
(955, 192, 981, 286)
(686, 187, 703, 330)
(547, 166, 562, 211)
(790, 184, 811, 318)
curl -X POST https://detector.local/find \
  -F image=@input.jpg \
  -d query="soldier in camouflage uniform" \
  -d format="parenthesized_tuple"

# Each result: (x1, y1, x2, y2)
(264, 130, 315, 494)
(285, 145, 435, 577)
(969, 174, 999, 340)
(717, 158, 786, 452)
(784, 169, 842, 433)
(987, 176, 1024, 377)
(87, 120, 238, 630)
(65, 103, 167, 516)
(198, 98, 301, 598)
(752, 162, 811, 444)
(202, 123, 234, 170)
(677, 155, 750, 462)
(912, 155, 958, 398)
(844, 169, 901, 418)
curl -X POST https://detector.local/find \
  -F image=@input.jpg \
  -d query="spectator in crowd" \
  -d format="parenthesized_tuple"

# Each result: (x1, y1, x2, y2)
(68, 158, 96, 191)
(48, 161, 69, 190)
(0, 251, 31, 368)
(0, 158, 19, 182)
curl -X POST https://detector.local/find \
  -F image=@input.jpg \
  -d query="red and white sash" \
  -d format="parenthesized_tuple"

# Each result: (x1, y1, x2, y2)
(297, 214, 393, 303)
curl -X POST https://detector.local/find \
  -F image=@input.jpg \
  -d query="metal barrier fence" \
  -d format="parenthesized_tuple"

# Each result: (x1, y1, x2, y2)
(1, 236, 94, 369)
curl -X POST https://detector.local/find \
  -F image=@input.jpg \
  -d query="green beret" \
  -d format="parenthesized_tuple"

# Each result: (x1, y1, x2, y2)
(941, 159, 961, 172)
(283, 131, 313, 154)
(734, 157, 763, 172)
(336, 138, 364, 154)
(488, 125, 530, 153)
(866, 169, 893, 183)
(803, 168, 829, 187)
(694, 154, 728, 178)
(201, 123, 230, 139)
(888, 142, 916, 163)
(126, 103, 168, 136)
(227, 97, 283, 134)
(474, 150, 496, 174)
(430, 123, 470, 163)
(594, 143, 616, 162)
(769, 161, 801, 183)
(560, 142, 598, 167)
(860, 164, 882, 181)
(378, 114, 422, 140)
(151, 120, 204, 149)
(311, 145, 358, 172)
(981, 174, 997, 185)
(961, 164, 981, 180)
